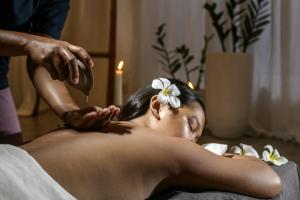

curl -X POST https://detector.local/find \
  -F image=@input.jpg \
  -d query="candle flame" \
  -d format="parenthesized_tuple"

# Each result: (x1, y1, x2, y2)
(117, 61, 124, 71)
(188, 81, 194, 89)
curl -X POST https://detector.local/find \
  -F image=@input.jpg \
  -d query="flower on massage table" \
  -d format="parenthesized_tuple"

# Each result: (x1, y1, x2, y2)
(202, 143, 228, 156)
(230, 143, 259, 158)
(262, 145, 288, 166)
(152, 78, 181, 108)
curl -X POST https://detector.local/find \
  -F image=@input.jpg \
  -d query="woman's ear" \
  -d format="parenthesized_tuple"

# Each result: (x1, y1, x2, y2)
(150, 95, 161, 120)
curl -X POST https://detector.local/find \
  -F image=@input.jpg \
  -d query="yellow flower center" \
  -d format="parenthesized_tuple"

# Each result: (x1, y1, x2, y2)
(162, 88, 171, 96)
(270, 152, 279, 160)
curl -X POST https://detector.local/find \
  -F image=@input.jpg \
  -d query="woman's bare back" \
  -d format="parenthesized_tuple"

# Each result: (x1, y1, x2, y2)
(21, 121, 183, 200)
(21, 121, 281, 200)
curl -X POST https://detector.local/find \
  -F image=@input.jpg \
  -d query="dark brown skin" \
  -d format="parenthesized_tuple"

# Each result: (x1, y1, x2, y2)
(0, 29, 119, 129)
(0, 29, 93, 84)
(21, 97, 282, 200)
(26, 64, 119, 130)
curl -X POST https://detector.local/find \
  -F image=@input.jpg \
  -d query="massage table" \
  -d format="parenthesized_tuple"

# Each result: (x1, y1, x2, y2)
(153, 161, 300, 200)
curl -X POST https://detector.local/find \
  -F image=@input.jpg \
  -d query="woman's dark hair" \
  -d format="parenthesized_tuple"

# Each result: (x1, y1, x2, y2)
(118, 79, 205, 121)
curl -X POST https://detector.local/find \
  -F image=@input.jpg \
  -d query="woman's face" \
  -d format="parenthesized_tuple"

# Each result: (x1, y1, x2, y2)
(153, 101, 205, 142)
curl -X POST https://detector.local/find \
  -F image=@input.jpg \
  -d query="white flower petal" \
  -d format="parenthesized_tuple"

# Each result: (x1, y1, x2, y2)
(157, 92, 169, 104)
(240, 143, 253, 151)
(159, 78, 171, 88)
(277, 156, 288, 165)
(169, 96, 181, 108)
(169, 84, 181, 96)
(245, 148, 259, 158)
(202, 143, 228, 156)
(262, 150, 270, 162)
(273, 149, 281, 159)
(230, 146, 242, 155)
(271, 159, 282, 166)
(152, 79, 165, 90)
(264, 145, 273, 153)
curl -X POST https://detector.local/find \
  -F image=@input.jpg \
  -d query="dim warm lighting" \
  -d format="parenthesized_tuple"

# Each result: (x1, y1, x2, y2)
(188, 81, 194, 89)
(117, 61, 124, 71)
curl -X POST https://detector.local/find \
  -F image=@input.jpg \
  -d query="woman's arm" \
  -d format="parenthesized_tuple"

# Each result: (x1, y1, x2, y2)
(173, 141, 282, 198)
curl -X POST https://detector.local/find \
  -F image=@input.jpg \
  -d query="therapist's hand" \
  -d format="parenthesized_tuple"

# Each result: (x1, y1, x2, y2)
(61, 105, 120, 130)
(24, 36, 94, 84)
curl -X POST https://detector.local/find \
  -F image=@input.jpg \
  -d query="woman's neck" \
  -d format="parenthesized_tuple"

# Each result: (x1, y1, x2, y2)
(129, 116, 149, 128)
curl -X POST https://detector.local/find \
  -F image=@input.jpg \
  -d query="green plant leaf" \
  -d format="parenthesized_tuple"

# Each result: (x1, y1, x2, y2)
(189, 66, 199, 72)
(170, 58, 180, 68)
(185, 55, 194, 64)
(220, 19, 228, 27)
(248, 37, 260, 45)
(233, 8, 246, 17)
(171, 63, 181, 74)
(250, 0, 258, 15)
(156, 23, 166, 36)
(257, 14, 271, 23)
(183, 48, 189, 58)
(233, 15, 245, 24)
(160, 33, 166, 40)
(229, 0, 236, 7)
(260, 0, 269, 8)
(252, 28, 264, 37)
(256, 20, 270, 28)
(248, 5, 256, 24)
(244, 15, 253, 32)
(226, 2, 233, 18)
(152, 45, 164, 52)
(157, 37, 165, 47)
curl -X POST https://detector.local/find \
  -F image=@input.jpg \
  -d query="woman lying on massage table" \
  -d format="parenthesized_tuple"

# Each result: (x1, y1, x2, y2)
(20, 76, 282, 200)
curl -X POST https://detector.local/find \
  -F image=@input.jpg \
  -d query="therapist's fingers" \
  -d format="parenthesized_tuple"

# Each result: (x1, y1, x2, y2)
(83, 115, 100, 129)
(46, 64, 59, 80)
(107, 105, 120, 120)
(68, 44, 94, 68)
(59, 47, 79, 84)
(84, 109, 110, 129)
(96, 109, 113, 128)
(51, 56, 67, 81)
(79, 111, 99, 128)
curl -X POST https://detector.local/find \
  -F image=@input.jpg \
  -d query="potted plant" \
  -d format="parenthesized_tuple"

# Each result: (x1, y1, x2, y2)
(152, 23, 213, 91)
(204, 0, 270, 138)
(153, 0, 270, 138)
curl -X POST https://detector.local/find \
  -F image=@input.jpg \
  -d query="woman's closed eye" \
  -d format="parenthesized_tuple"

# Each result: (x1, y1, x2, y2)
(188, 116, 199, 133)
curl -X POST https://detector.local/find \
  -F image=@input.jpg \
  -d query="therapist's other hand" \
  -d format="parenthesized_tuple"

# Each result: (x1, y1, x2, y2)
(24, 36, 94, 84)
(61, 105, 120, 130)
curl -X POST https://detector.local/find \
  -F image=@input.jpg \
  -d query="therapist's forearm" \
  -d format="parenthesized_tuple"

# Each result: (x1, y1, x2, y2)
(27, 60, 79, 116)
(0, 29, 33, 56)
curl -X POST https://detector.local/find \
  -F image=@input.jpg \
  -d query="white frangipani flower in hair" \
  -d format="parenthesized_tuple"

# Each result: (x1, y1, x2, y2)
(151, 78, 181, 108)
(262, 145, 288, 166)
(230, 143, 259, 158)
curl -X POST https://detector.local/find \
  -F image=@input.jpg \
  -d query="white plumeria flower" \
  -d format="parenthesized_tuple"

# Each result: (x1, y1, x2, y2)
(202, 143, 228, 156)
(151, 78, 181, 108)
(230, 143, 259, 158)
(262, 145, 288, 166)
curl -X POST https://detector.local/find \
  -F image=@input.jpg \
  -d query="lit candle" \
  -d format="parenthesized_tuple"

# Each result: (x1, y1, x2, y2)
(114, 61, 124, 106)
(188, 81, 194, 90)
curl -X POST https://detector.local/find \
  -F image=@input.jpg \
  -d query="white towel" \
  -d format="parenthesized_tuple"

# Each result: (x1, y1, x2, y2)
(0, 144, 76, 200)
(202, 143, 228, 156)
